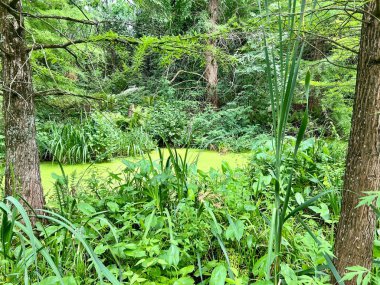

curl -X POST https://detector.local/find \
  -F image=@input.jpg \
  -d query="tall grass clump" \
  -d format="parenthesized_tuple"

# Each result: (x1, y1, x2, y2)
(0, 196, 120, 284)
(38, 115, 155, 164)
(261, 0, 342, 283)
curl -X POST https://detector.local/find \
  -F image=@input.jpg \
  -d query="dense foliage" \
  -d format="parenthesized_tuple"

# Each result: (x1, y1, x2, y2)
(1, 140, 356, 284)
(1, 0, 375, 284)
(18, 0, 358, 164)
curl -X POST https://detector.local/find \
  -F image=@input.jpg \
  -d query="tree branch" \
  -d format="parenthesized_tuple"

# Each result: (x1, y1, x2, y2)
(63, 47, 84, 69)
(27, 37, 140, 52)
(302, 38, 356, 70)
(35, 89, 104, 101)
(23, 12, 135, 26)
(299, 30, 359, 54)
(68, 0, 90, 20)
(170, 70, 206, 84)
(23, 12, 101, 25)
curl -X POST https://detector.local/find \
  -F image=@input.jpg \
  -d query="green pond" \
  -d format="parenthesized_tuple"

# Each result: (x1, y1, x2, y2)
(40, 148, 251, 194)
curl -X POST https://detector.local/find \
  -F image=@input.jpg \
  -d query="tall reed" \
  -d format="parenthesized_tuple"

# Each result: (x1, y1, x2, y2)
(260, 0, 342, 283)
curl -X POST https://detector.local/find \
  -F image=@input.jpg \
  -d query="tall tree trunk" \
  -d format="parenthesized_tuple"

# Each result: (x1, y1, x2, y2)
(205, 0, 219, 108)
(333, 2, 380, 283)
(0, 1, 45, 211)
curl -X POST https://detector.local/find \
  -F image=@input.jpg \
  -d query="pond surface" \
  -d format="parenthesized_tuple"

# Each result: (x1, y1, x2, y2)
(40, 148, 251, 193)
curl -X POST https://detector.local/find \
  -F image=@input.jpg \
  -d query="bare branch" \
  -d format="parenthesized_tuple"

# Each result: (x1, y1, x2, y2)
(170, 70, 206, 84)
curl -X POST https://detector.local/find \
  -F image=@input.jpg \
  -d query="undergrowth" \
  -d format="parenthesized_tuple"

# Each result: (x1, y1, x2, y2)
(1, 139, 354, 284)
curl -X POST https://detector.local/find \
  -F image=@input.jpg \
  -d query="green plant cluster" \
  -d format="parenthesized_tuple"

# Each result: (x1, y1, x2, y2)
(1, 142, 352, 284)
(36, 95, 264, 164)
(248, 136, 346, 223)
(37, 112, 155, 164)
(192, 104, 260, 152)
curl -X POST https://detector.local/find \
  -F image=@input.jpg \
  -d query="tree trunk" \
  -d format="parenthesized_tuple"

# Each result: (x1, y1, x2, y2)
(333, 2, 380, 283)
(0, 1, 45, 211)
(205, 0, 219, 108)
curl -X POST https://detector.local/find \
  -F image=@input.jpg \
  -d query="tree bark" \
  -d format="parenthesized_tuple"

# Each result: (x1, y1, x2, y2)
(205, 0, 219, 108)
(0, 1, 45, 211)
(333, 2, 380, 283)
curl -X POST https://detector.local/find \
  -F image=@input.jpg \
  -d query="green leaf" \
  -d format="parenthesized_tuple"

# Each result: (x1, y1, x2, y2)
(173, 277, 195, 285)
(341, 265, 370, 284)
(125, 249, 146, 258)
(107, 202, 120, 212)
(36, 208, 120, 285)
(309, 203, 331, 222)
(34, 276, 60, 285)
(94, 244, 108, 255)
(296, 216, 343, 285)
(77, 202, 96, 215)
(295, 193, 304, 205)
(225, 217, 244, 242)
(62, 276, 78, 285)
(210, 264, 227, 285)
(281, 264, 298, 285)
(265, 208, 277, 280)
(179, 265, 195, 276)
(357, 192, 380, 208)
(284, 191, 332, 222)
(167, 244, 180, 266)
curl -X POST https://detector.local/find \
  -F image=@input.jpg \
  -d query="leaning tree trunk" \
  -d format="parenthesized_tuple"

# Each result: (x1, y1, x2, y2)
(205, 0, 219, 108)
(0, 1, 45, 211)
(333, 2, 380, 283)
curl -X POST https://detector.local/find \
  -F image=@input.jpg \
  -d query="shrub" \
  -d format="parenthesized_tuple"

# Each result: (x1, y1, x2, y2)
(117, 127, 156, 157)
(145, 100, 198, 147)
(247, 136, 345, 219)
(191, 104, 261, 152)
